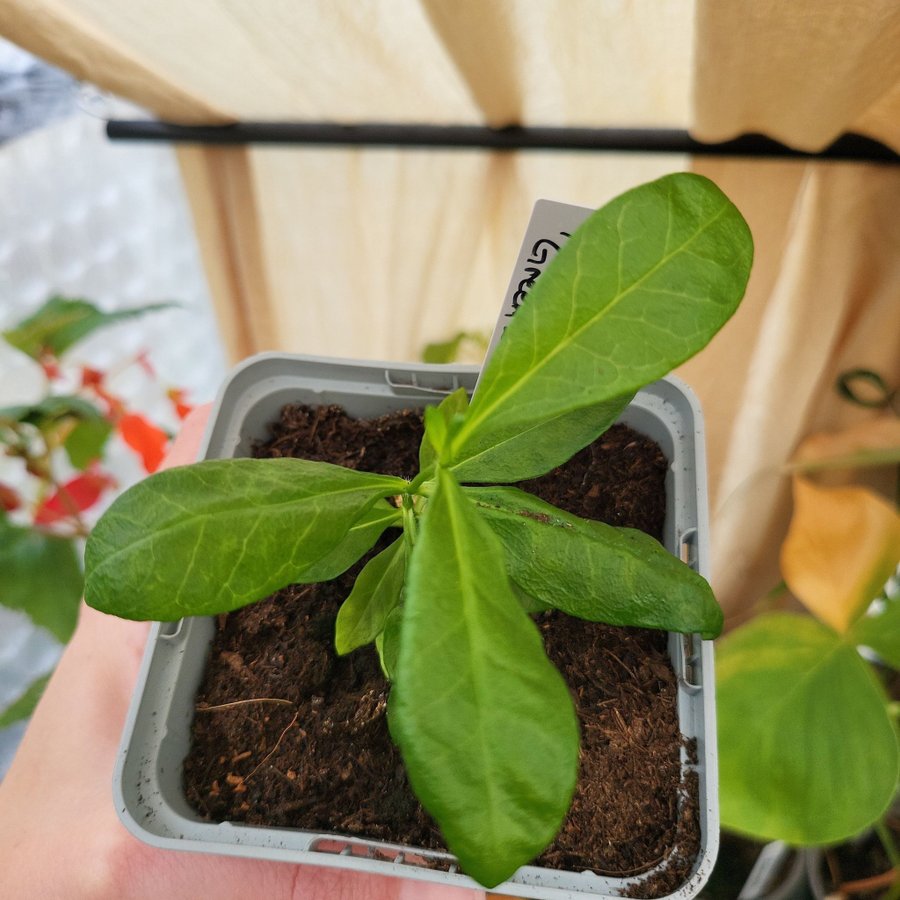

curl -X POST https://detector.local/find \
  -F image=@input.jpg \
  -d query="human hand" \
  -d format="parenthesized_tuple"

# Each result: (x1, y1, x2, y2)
(0, 404, 485, 900)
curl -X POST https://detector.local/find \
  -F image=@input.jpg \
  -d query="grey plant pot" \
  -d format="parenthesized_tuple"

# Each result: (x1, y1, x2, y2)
(113, 353, 720, 899)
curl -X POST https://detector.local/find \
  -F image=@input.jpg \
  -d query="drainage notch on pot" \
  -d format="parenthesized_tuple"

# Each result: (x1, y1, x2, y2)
(114, 353, 719, 900)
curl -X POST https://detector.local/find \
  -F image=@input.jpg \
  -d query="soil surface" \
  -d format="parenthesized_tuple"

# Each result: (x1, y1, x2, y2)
(182, 403, 701, 896)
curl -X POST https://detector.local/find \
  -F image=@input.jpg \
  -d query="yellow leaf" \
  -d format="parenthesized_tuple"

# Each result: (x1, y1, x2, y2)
(781, 478, 900, 633)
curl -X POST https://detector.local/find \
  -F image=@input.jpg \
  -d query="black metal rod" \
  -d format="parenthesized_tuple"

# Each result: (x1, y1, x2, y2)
(105, 120, 898, 164)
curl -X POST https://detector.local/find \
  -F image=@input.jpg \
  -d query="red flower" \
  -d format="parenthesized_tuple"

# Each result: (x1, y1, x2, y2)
(34, 467, 116, 525)
(119, 413, 170, 473)
(80, 366, 105, 389)
(166, 387, 194, 421)
(80, 366, 126, 418)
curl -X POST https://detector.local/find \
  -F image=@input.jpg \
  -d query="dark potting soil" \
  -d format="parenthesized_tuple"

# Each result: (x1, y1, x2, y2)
(182, 403, 702, 896)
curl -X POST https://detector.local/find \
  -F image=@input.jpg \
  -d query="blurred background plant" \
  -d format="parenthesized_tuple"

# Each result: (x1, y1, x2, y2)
(0, 296, 194, 726)
(716, 368, 900, 898)
(422, 329, 489, 365)
(0, 38, 225, 777)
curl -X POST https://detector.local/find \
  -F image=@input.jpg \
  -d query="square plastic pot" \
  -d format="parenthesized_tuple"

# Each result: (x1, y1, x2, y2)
(113, 352, 720, 899)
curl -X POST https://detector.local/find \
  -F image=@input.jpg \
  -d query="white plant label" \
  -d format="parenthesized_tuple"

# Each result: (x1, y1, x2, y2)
(479, 199, 593, 380)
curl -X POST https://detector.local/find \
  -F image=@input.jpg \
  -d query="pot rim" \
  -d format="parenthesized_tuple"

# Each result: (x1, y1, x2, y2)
(113, 353, 719, 900)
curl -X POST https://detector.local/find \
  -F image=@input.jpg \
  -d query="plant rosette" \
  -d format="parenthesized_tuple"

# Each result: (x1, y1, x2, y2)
(85, 174, 753, 895)
(105, 357, 712, 898)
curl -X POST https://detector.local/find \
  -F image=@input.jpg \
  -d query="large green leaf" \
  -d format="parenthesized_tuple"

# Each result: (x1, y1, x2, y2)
(3, 296, 175, 359)
(455, 398, 634, 485)
(335, 536, 406, 655)
(717, 613, 898, 845)
(0, 517, 82, 642)
(300, 501, 401, 583)
(467, 486, 722, 637)
(84, 458, 407, 620)
(849, 592, 900, 669)
(0, 673, 51, 728)
(449, 173, 752, 482)
(390, 467, 579, 887)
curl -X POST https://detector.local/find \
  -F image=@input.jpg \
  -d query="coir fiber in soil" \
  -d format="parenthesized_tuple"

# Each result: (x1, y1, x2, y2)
(182, 404, 701, 896)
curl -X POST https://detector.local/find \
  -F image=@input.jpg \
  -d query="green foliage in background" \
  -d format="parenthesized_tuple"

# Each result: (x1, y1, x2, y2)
(718, 381, 900, 853)
(0, 297, 179, 726)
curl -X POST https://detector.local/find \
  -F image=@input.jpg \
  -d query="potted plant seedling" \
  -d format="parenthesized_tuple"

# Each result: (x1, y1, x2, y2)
(84, 173, 753, 891)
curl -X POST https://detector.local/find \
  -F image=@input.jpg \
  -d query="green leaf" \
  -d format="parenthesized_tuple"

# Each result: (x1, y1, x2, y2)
(3, 296, 175, 359)
(84, 458, 408, 620)
(0, 673, 51, 728)
(390, 467, 579, 887)
(422, 330, 488, 364)
(0, 395, 112, 469)
(376, 604, 404, 680)
(335, 537, 406, 655)
(0, 394, 102, 429)
(468, 486, 722, 637)
(452, 398, 634, 484)
(449, 173, 753, 482)
(717, 613, 899, 845)
(64, 417, 113, 470)
(510, 580, 551, 614)
(0, 517, 82, 642)
(418, 388, 469, 472)
(301, 501, 401, 583)
(849, 593, 900, 668)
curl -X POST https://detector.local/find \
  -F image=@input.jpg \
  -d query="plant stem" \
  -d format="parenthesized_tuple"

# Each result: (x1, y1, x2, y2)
(402, 495, 418, 556)
(407, 470, 435, 496)
(876, 818, 900, 870)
